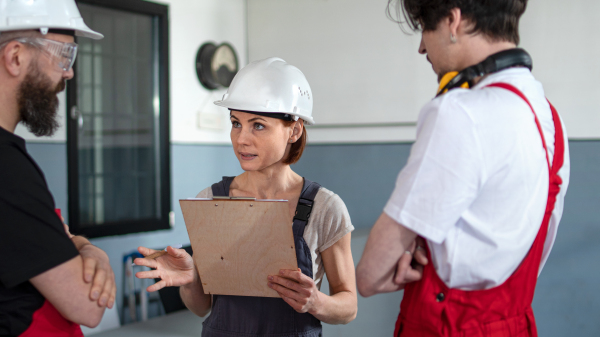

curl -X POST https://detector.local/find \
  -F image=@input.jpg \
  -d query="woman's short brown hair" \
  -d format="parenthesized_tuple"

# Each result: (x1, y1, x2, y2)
(388, 0, 528, 45)
(282, 121, 307, 165)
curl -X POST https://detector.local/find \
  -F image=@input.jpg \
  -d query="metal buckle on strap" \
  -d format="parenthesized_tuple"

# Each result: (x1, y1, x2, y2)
(294, 203, 312, 221)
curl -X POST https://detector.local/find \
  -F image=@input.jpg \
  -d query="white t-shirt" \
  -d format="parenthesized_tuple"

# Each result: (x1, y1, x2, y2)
(384, 68, 571, 290)
(196, 185, 354, 289)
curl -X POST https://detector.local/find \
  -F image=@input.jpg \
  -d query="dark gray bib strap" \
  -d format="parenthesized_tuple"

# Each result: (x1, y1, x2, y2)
(293, 179, 321, 279)
(211, 176, 236, 197)
(293, 178, 321, 237)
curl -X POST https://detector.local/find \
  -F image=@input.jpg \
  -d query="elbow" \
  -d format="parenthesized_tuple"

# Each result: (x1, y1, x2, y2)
(195, 307, 211, 318)
(81, 316, 102, 329)
(344, 308, 357, 325)
(66, 306, 105, 328)
(356, 269, 376, 298)
(182, 298, 211, 318)
(334, 302, 358, 325)
(357, 281, 375, 298)
(349, 311, 357, 324)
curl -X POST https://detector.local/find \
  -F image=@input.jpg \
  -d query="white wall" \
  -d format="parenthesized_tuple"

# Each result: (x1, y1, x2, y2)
(519, 0, 600, 139)
(248, 0, 600, 143)
(248, 0, 432, 143)
(156, 0, 246, 145)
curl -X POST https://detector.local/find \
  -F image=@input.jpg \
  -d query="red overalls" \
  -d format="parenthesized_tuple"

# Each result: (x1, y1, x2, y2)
(394, 83, 565, 337)
(19, 300, 83, 337)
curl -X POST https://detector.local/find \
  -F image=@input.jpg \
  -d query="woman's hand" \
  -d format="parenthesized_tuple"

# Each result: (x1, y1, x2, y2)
(133, 246, 196, 292)
(268, 269, 322, 314)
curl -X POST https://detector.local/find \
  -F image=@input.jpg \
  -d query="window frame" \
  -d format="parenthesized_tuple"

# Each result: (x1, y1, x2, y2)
(67, 0, 171, 238)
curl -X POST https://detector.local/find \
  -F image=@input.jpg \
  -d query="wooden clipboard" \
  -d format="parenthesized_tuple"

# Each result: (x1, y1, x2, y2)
(180, 198, 298, 297)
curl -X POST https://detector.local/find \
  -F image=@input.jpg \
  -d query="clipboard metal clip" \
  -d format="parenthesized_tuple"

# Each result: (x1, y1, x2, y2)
(212, 196, 257, 201)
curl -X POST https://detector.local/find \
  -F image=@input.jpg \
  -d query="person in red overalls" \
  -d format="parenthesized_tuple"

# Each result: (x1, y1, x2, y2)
(0, 1, 114, 336)
(356, 1, 570, 336)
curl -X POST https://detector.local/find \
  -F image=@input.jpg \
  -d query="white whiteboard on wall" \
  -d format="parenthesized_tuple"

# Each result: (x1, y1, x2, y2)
(248, 0, 600, 142)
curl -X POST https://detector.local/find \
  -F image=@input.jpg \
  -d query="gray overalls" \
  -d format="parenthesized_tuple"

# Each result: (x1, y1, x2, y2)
(201, 176, 323, 337)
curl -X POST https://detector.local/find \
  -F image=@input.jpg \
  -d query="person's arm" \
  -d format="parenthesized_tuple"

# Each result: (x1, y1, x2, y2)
(29, 255, 106, 328)
(356, 213, 425, 297)
(133, 246, 211, 317)
(179, 264, 212, 317)
(62, 220, 116, 308)
(268, 232, 357, 325)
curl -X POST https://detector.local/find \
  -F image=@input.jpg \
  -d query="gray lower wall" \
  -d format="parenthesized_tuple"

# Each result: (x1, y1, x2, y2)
(26, 141, 600, 336)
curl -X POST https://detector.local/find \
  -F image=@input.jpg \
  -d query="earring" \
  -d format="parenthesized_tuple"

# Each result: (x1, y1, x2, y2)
(450, 33, 457, 43)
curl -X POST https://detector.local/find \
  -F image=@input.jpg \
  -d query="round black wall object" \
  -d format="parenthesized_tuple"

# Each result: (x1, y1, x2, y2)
(196, 42, 239, 90)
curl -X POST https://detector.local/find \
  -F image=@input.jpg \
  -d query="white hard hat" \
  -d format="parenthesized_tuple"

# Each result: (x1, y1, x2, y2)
(214, 57, 315, 125)
(0, 0, 103, 40)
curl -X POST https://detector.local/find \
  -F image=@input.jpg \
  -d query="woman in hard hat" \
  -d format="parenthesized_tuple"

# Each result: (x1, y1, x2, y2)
(134, 57, 357, 336)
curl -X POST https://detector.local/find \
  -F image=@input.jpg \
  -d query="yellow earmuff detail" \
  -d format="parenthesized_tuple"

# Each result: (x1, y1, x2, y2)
(437, 71, 470, 95)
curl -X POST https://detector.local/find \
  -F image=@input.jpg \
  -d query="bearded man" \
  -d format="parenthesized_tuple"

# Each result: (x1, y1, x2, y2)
(0, 1, 117, 336)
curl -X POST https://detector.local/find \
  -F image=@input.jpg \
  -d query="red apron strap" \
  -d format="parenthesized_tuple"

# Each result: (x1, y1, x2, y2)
(19, 300, 83, 337)
(486, 83, 551, 170)
(547, 100, 565, 175)
(487, 82, 565, 212)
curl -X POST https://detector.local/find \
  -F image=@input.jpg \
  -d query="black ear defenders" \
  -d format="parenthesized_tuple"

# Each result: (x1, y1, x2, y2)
(436, 48, 533, 97)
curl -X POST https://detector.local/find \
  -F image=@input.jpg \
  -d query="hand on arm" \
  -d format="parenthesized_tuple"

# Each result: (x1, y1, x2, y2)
(30, 256, 107, 328)
(78, 243, 116, 308)
(356, 212, 427, 297)
(268, 233, 357, 325)
(59, 217, 116, 309)
(133, 246, 211, 317)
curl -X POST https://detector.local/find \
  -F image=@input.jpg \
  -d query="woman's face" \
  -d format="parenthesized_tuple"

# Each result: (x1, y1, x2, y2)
(230, 110, 299, 172)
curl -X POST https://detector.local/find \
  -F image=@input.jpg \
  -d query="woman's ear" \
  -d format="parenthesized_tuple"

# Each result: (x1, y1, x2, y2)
(289, 120, 304, 143)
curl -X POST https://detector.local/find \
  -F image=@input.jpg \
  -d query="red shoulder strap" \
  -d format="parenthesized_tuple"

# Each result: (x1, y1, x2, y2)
(486, 82, 552, 170)
(486, 82, 565, 208)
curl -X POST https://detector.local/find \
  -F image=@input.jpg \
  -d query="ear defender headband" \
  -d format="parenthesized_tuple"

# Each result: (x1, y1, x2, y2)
(436, 48, 533, 97)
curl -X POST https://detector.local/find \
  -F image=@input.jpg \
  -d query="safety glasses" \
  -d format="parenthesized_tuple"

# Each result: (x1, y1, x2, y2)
(14, 37, 78, 72)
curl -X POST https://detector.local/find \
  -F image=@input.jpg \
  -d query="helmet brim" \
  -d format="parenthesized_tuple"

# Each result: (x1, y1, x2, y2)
(215, 100, 315, 125)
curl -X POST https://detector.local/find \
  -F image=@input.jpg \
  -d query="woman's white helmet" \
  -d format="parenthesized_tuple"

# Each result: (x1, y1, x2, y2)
(0, 0, 103, 40)
(214, 57, 315, 125)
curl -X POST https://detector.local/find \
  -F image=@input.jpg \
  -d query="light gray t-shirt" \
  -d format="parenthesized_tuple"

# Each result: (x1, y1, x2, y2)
(196, 185, 354, 289)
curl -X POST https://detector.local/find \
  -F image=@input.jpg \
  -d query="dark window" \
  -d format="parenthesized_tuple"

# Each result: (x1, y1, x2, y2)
(67, 0, 170, 238)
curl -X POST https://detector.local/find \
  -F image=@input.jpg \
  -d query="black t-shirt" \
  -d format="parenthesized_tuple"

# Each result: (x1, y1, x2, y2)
(0, 127, 79, 336)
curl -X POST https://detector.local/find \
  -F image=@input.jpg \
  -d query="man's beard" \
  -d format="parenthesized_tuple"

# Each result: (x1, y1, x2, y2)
(17, 61, 65, 137)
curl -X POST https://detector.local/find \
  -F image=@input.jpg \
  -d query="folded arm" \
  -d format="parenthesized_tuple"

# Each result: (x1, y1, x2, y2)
(356, 212, 425, 297)
(63, 220, 116, 308)
(30, 255, 106, 328)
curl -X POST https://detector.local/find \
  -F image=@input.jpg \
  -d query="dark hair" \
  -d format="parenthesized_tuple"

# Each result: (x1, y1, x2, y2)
(387, 0, 528, 44)
(282, 121, 307, 165)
